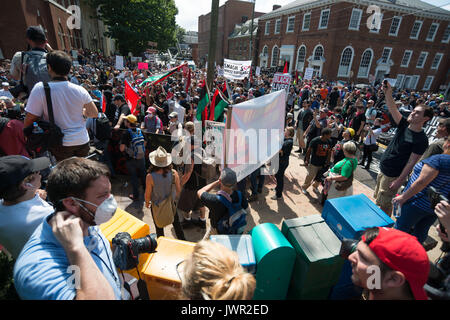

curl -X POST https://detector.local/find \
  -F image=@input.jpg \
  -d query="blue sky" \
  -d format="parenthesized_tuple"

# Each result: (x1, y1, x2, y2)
(175, 0, 450, 32)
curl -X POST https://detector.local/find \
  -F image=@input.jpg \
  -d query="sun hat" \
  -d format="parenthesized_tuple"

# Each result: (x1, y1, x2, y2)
(125, 114, 137, 124)
(149, 146, 172, 167)
(362, 227, 430, 300)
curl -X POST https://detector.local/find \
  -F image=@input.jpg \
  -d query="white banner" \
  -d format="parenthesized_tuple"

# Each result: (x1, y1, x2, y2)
(271, 73, 292, 93)
(225, 90, 287, 182)
(169, 101, 186, 123)
(223, 59, 252, 80)
(304, 67, 314, 80)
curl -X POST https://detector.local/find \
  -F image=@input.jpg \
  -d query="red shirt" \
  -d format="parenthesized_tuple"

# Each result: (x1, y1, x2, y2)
(0, 119, 30, 157)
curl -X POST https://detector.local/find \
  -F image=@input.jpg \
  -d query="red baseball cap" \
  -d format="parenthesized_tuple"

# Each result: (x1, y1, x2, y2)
(362, 227, 429, 300)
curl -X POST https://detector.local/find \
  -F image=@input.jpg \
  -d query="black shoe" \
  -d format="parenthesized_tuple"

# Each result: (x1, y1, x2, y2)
(295, 149, 302, 153)
(358, 161, 365, 166)
(257, 187, 263, 194)
(364, 164, 370, 170)
(192, 218, 206, 229)
(248, 194, 258, 202)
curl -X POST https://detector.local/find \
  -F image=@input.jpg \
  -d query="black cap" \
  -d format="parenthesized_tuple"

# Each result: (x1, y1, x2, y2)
(26, 26, 46, 42)
(113, 94, 125, 102)
(0, 156, 50, 192)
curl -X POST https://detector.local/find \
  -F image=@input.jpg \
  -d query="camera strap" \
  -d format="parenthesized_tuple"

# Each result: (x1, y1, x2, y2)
(126, 242, 150, 300)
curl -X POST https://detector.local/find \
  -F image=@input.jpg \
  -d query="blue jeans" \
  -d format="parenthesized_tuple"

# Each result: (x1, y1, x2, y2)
(125, 157, 146, 199)
(394, 201, 437, 243)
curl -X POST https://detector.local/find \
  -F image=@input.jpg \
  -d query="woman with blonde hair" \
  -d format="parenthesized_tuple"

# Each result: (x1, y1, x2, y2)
(178, 240, 256, 300)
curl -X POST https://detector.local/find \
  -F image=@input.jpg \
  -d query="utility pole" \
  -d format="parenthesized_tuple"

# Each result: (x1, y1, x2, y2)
(207, 0, 219, 90)
(249, 0, 256, 62)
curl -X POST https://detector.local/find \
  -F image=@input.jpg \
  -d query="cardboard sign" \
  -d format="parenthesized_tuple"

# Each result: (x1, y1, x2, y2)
(115, 56, 124, 70)
(271, 73, 292, 92)
(304, 68, 314, 80)
(223, 59, 252, 80)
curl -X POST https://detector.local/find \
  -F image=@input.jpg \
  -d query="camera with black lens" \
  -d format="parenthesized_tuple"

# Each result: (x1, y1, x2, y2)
(427, 186, 450, 253)
(112, 232, 158, 271)
(339, 238, 359, 259)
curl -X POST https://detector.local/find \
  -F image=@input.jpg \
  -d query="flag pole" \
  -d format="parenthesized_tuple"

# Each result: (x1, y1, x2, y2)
(223, 106, 233, 169)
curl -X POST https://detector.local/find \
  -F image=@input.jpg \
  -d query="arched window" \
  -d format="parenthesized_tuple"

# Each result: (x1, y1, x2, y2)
(358, 49, 373, 78)
(338, 46, 354, 77)
(262, 46, 268, 57)
(58, 24, 65, 50)
(262, 45, 269, 68)
(296, 46, 306, 71)
(313, 45, 323, 61)
(271, 45, 279, 67)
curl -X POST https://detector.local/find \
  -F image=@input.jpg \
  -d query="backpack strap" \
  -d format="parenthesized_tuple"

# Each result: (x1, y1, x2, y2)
(43, 82, 56, 125)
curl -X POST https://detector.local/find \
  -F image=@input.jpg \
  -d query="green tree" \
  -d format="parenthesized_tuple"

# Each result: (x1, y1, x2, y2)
(85, 0, 178, 55)
(175, 25, 186, 45)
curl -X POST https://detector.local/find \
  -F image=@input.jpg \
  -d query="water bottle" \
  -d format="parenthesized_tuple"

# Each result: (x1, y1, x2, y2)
(32, 122, 43, 134)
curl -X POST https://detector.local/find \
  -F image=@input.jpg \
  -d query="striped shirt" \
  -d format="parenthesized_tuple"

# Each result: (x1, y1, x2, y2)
(404, 154, 450, 213)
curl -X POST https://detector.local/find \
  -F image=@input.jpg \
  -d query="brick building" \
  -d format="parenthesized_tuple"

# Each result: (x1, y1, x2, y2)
(257, 0, 450, 92)
(198, 0, 264, 66)
(0, 0, 114, 60)
(228, 17, 259, 62)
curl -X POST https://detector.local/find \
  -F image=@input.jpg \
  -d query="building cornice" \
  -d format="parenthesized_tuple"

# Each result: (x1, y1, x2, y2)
(259, 0, 450, 22)
(45, 0, 73, 15)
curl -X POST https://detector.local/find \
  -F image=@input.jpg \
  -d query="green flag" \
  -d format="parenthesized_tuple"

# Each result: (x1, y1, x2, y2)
(196, 82, 209, 122)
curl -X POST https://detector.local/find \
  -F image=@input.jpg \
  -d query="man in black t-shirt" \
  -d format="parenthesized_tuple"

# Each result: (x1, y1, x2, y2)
(350, 104, 366, 142)
(304, 108, 328, 156)
(301, 128, 332, 195)
(112, 94, 130, 128)
(295, 100, 313, 154)
(271, 127, 295, 200)
(374, 82, 433, 217)
(197, 168, 249, 239)
(328, 87, 340, 111)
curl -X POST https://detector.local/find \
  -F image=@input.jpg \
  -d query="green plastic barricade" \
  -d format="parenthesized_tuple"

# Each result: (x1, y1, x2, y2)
(281, 215, 344, 300)
(251, 223, 295, 300)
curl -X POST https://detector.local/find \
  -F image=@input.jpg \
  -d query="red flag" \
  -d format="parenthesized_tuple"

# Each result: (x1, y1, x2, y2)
(209, 88, 220, 121)
(124, 80, 139, 115)
(283, 61, 288, 73)
(101, 90, 106, 113)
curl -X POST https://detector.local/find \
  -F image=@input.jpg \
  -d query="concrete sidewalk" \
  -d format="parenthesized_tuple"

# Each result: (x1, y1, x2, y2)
(111, 151, 443, 262)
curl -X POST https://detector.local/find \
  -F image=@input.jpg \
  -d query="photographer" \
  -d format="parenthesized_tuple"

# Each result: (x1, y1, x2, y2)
(393, 136, 450, 244)
(13, 157, 124, 300)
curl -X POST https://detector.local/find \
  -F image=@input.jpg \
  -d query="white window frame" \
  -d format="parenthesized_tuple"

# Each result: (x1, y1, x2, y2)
(337, 46, 354, 77)
(388, 16, 402, 37)
(286, 16, 295, 33)
(431, 53, 443, 70)
(410, 20, 423, 40)
(262, 45, 269, 68)
(411, 75, 420, 90)
(423, 76, 434, 91)
(395, 74, 405, 89)
(400, 50, 413, 68)
(348, 8, 363, 31)
(381, 47, 392, 64)
(271, 45, 279, 67)
(296, 45, 307, 71)
(442, 24, 450, 43)
(275, 19, 281, 34)
(318, 9, 330, 30)
(369, 13, 383, 33)
(302, 12, 311, 31)
(265, 21, 270, 35)
(357, 48, 374, 78)
(313, 45, 324, 61)
(416, 51, 428, 69)
(426, 22, 439, 42)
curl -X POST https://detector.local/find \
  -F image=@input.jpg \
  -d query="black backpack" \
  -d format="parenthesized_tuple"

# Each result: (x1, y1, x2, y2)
(95, 113, 112, 141)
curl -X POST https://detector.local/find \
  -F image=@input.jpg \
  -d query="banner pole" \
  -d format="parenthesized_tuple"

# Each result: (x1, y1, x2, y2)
(223, 106, 233, 169)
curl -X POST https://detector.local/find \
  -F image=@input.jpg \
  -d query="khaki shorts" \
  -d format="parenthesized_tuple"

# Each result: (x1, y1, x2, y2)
(374, 173, 399, 212)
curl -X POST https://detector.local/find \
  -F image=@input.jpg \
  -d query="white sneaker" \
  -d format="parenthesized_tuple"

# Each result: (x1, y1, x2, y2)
(270, 195, 282, 200)
(301, 187, 308, 195)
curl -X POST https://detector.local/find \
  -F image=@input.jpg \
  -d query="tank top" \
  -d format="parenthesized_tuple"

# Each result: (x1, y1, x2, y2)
(150, 171, 173, 206)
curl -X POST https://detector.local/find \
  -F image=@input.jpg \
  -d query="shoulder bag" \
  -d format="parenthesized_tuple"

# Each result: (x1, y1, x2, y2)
(334, 159, 356, 191)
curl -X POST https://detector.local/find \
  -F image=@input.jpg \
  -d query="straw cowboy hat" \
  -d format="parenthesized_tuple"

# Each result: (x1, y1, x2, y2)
(149, 146, 172, 167)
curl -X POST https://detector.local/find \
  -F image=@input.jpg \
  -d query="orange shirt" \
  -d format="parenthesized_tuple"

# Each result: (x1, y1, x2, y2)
(320, 88, 328, 100)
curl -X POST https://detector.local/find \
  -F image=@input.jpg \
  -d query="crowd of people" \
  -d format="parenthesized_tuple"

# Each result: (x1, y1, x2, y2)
(0, 26, 450, 301)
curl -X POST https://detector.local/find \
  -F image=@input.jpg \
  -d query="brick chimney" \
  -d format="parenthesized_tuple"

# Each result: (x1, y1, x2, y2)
(273, 5, 281, 11)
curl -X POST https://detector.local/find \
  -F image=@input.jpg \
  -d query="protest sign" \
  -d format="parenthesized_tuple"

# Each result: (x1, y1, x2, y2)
(169, 101, 186, 123)
(304, 67, 314, 80)
(223, 59, 252, 80)
(205, 120, 225, 160)
(255, 66, 261, 77)
(138, 62, 148, 70)
(385, 78, 398, 87)
(115, 56, 124, 70)
(271, 73, 292, 93)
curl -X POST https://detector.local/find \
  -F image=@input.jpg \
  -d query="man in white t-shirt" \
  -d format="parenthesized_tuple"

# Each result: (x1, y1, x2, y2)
(24, 50, 98, 162)
(0, 156, 54, 259)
